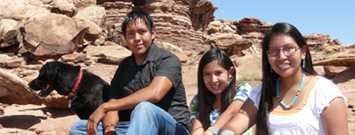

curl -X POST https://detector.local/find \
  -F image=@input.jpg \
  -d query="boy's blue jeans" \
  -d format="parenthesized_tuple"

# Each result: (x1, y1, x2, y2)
(70, 101, 189, 135)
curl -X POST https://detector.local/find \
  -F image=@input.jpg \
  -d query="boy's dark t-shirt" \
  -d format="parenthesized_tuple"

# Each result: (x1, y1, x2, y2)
(107, 43, 191, 130)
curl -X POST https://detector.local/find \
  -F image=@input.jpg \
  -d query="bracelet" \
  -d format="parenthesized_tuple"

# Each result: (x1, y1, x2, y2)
(207, 127, 220, 135)
(104, 123, 116, 129)
(220, 129, 235, 135)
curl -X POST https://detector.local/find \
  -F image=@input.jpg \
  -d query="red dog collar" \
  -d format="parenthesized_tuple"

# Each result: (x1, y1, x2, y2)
(68, 67, 83, 97)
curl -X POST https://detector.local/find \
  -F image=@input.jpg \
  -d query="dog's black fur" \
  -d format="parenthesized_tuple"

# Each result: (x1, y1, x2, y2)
(29, 61, 109, 119)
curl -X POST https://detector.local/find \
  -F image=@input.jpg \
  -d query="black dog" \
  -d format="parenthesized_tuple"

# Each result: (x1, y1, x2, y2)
(29, 61, 109, 119)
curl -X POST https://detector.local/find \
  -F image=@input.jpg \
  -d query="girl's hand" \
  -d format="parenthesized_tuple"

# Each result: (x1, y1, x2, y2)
(87, 105, 107, 135)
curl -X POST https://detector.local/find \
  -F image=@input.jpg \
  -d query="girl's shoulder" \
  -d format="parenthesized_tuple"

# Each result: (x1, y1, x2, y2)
(234, 82, 253, 102)
(311, 75, 342, 96)
(236, 81, 252, 91)
(311, 76, 347, 114)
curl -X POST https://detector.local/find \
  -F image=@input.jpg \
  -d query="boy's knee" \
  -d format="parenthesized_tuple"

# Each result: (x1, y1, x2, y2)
(132, 101, 156, 116)
(135, 101, 154, 110)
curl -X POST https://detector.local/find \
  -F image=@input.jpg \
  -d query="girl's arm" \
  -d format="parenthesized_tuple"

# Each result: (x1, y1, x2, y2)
(209, 82, 252, 131)
(221, 99, 257, 134)
(209, 100, 244, 130)
(321, 97, 348, 135)
(192, 119, 204, 135)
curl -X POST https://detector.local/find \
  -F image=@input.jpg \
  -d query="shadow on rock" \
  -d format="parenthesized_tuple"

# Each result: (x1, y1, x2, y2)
(332, 67, 355, 84)
(0, 115, 45, 129)
(23, 107, 75, 118)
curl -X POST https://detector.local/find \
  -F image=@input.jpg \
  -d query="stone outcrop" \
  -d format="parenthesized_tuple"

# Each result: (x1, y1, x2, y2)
(73, 0, 97, 8)
(155, 41, 190, 63)
(83, 44, 131, 65)
(304, 33, 342, 50)
(313, 45, 355, 67)
(205, 18, 270, 55)
(50, 0, 77, 16)
(237, 17, 272, 34)
(190, 0, 216, 31)
(0, 19, 20, 49)
(73, 5, 106, 26)
(206, 33, 253, 56)
(0, 0, 106, 58)
(206, 20, 238, 34)
(0, 0, 50, 20)
(21, 13, 88, 57)
(0, 55, 24, 69)
(0, 68, 41, 105)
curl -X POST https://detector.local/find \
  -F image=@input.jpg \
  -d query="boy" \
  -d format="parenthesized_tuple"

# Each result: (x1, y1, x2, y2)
(70, 9, 191, 135)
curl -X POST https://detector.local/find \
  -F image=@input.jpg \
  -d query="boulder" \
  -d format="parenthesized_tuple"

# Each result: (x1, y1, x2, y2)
(0, 19, 20, 48)
(190, 0, 216, 31)
(156, 41, 189, 63)
(305, 33, 330, 47)
(206, 33, 253, 55)
(0, 55, 24, 69)
(73, 0, 96, 8)
(21, 13, 88, 57)
(73, 5, 106, 26)
(207, 20, 237, 34)
(50, 0, 76, 16)
(0, 68, 41, 105)
(237, 17, 271, 34)
(313, 45, 355, 66)
(74, 19, 102, 36)
(84, 44, 131, 65)
(0, 0, 50, 20)
(60, 52, 88, 64)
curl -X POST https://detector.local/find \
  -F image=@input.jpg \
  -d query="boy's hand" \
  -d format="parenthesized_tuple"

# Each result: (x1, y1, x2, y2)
(87, 105, 107, 135)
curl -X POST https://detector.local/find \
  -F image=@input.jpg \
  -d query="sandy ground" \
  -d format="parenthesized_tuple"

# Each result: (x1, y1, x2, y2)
(0, 64, 354, 135)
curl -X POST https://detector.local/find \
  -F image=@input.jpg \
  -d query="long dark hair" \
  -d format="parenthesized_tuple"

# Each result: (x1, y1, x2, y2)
(257, 22, 317, 135)
(197, 47, 236, 129)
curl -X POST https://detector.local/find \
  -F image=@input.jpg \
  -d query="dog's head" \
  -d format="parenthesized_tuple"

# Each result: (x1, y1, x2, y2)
(29, 61, 64, 97)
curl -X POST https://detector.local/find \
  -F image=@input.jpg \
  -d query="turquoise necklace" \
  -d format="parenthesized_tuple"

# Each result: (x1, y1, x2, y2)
(276, 73, 305, 110)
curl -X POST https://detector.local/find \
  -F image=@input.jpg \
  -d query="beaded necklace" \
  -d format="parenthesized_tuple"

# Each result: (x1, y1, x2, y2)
(276, 73, 305, 109)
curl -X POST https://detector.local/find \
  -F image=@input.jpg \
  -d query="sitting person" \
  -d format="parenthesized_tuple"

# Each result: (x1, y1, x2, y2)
(190, 48, 252, 135)
(220, 22, 348, 135)
(70, 9, 191, 135)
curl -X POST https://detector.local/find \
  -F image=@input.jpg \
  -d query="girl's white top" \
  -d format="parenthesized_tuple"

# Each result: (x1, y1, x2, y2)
(249, 76, 346, 135)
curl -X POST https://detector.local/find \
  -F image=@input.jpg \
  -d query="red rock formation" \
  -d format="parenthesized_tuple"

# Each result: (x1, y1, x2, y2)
(190, 0, 216, 31)
(237, 17, 272, 34)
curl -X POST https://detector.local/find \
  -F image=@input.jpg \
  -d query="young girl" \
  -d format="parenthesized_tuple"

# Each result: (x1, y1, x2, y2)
(221, 23, 348, 135)
(190, 48, 253, 135)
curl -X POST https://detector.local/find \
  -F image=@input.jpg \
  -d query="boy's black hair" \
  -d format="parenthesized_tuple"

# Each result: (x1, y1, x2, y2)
(121, 9, 154, 37)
